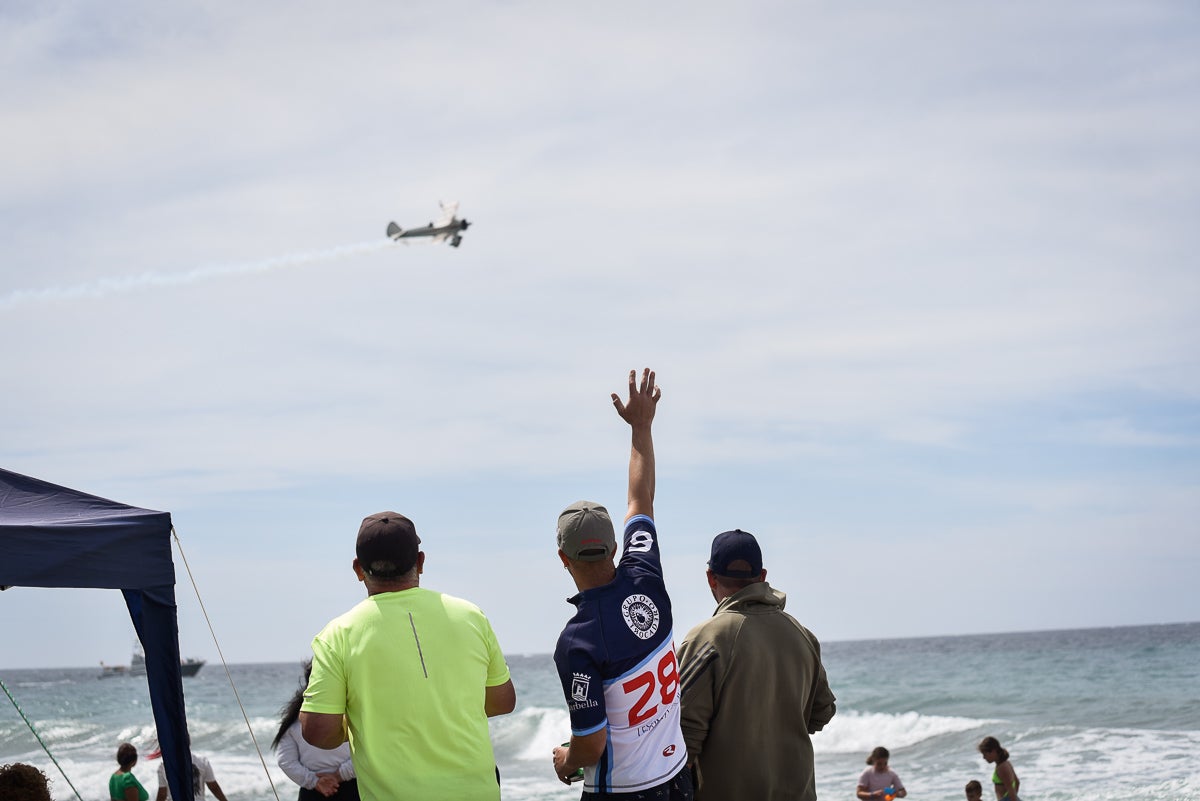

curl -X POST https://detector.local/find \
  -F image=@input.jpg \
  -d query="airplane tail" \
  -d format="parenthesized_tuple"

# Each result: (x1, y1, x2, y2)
(386, 221, 403, 240)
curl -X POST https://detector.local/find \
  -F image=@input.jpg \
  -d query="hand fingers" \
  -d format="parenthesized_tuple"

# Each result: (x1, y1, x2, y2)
(619, 368, 660, 408)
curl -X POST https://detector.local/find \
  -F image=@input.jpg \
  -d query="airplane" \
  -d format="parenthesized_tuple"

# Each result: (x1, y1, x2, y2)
(385, 201, 471, 248)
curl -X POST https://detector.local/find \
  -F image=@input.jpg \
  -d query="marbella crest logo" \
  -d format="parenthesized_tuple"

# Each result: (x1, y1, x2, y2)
(621, 593, 660, 640)
(571, 672, 591, 702)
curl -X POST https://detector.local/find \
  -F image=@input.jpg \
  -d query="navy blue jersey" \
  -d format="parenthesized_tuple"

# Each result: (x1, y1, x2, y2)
(554, 515, 687, 794)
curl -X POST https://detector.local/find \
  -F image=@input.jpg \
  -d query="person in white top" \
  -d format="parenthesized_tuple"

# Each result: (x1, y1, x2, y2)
(273, 661, 358, 800)
(154, 753, 228, 801)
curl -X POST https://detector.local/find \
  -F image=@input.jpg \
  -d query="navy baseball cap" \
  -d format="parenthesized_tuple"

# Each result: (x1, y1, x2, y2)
(708, 529, 763, 578)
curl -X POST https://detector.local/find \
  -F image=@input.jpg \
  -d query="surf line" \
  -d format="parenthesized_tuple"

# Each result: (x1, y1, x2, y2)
(0, 676, 86, 801)
(0, 239, 392, 311)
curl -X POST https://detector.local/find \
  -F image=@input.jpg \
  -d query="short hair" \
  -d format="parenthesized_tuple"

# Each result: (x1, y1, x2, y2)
(366, 561, 420, 585)
(0, 763, 52, 801)
(965, 779, 983, 794)
(117, 742, 138, 769)
(867, 746, 890, 765)
(711, 573, 760, 593)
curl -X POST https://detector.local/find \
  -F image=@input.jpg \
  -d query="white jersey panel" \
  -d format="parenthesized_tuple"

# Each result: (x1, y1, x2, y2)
(588, 634, 687, 793)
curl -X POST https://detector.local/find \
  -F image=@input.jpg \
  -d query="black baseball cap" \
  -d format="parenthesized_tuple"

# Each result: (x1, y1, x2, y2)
(356, 512, 421, 578)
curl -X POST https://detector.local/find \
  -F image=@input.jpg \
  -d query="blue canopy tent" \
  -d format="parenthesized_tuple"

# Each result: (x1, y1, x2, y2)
(0, 467, 194, 801)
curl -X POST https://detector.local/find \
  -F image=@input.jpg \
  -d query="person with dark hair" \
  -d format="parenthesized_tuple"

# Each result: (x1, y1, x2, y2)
(978, 736, 1021, 801)
(965, 778, 984, 800)
(300, 511, 516, 801)
(110, 743, 149, 801)
(0, 762, 52, 801)
(274, 661, 357, 800)
(857, 746, 907, 800)
(677, 528, 836, 801)
(550, 368, 691, 800)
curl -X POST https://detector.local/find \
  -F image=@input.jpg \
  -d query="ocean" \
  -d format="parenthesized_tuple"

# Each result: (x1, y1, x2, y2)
(2, 622, 1197, 801)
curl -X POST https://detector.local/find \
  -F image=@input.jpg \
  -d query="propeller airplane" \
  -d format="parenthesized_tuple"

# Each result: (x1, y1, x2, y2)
(386, 201, 471, 248)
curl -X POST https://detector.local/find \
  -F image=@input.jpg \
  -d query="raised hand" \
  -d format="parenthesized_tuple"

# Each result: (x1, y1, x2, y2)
(612, 368, 661, 429)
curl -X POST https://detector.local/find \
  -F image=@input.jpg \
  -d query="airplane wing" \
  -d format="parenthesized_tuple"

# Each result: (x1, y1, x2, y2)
(434, 200, 460, 227)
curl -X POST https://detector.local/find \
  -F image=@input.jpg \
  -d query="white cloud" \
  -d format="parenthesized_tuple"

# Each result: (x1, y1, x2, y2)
(1057, 417, 1196, 449)
(2, 1, 1198, 666)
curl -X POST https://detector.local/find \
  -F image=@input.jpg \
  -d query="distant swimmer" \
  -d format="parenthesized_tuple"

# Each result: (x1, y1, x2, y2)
(978, 736, 1021, 801)
(385, 201, 471, 247)
(857, 746, 908, 800)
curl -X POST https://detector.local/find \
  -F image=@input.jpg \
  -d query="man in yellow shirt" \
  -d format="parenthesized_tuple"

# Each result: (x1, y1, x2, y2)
(300, 512, 517, 801)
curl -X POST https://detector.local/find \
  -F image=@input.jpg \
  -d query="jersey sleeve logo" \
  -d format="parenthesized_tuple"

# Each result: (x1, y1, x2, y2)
(621, 593, 661, 640)
(626, 530, 654, 553)
(570, 672, 599, 710)
(571, 672, 591, 701)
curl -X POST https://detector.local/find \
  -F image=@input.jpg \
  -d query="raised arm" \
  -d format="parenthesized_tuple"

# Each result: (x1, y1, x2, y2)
(612, 368, 661, 523)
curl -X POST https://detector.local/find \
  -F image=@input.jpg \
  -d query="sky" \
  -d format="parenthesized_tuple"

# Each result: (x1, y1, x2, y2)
(1, 1, 1198, 670)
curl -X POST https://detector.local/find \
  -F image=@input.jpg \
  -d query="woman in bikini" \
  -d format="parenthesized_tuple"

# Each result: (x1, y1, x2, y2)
(978, 736, 1020, 801)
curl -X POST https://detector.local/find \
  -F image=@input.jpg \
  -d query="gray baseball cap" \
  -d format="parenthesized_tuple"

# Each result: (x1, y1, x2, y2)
(556, 501, 616, 562)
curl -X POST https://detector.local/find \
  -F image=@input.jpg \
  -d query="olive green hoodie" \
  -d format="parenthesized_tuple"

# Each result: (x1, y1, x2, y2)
(678, 581, 836, 801)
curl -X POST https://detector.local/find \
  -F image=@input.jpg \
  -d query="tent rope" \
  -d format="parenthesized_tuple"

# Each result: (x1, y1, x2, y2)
(0, 675, 85, 801)
(171, 526, 282, 801)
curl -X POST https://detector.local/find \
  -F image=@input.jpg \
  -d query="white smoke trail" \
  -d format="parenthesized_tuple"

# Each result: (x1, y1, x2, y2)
(0, 239, 394, 311)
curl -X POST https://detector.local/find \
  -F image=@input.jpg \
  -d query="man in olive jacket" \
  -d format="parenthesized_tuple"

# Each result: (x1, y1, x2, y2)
(677, 530, 836, 801)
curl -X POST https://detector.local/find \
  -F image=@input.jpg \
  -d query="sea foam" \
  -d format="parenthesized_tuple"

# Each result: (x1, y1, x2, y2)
(488, 705, 572, 762)
(815, 709, 995, 754)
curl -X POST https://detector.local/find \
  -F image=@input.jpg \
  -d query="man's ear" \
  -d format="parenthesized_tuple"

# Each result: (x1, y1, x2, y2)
(352, 558, 366, 581)
(416, 551, 426, 574)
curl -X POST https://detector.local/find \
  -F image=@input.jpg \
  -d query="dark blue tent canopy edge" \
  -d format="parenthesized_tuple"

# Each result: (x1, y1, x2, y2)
(0, 467, 194, 801)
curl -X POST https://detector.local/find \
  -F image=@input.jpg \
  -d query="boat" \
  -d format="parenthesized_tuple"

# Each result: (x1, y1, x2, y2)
(102, 643, 206, 678)
(130, 643, 206, 677)
(98, 661, 129, 679)
(180, 657, 205, 677)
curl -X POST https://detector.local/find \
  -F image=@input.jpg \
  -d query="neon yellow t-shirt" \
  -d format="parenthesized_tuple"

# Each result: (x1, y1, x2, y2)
(302, 587, 511, 801)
